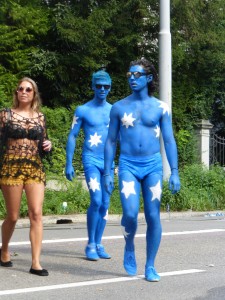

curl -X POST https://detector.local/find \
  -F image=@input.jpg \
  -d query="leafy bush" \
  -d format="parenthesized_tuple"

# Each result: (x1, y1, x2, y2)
(41, 106, 84, 175)
(108, 175, 122, 214)
(175, 128, 199, 167)
(161, 164, 225, 212)
(1, 164, 225, 220)
(43, 178, 90, 215)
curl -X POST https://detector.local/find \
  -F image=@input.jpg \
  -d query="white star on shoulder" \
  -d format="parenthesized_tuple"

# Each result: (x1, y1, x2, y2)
(71, 115, 79, 129)
(121, 226, 130, 238)
(149, 180, 162, 202)
(88, 177, 100, 192)
(121, 113, 136, 129)
(154, 125, 160, 138)
(121, 180, 136, 199)
(88, 132, 102, 147)
(158, 100, 170, 115)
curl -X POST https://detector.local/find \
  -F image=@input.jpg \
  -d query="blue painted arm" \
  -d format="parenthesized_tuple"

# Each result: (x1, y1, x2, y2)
(104, 106, 119, 194)
(161, 110, 180, 194)
(65, 110, 82, 181)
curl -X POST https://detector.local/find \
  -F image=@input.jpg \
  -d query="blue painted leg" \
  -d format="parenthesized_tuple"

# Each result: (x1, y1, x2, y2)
(96, 244, 111, 259)
(145, 266, 160, 282)
(123, 247, 137, 276)
(85, 243, 99, 261)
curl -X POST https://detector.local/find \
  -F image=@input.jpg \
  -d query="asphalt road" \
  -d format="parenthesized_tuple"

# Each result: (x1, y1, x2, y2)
(0, 212, 225, 300)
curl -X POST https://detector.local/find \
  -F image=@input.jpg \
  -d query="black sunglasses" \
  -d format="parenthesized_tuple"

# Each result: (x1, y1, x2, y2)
(95, 84, 111, 90)
(126, 71, 146, 79)
(17, 87, 33, 93)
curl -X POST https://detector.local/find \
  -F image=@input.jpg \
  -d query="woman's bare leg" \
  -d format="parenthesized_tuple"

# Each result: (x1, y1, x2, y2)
(24, 183, 45, 270)
(1, 185, 23, 262)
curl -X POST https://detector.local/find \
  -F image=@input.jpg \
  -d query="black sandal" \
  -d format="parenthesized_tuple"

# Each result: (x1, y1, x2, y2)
(0, 249, 13, 267)
(29, 267, 49, 276)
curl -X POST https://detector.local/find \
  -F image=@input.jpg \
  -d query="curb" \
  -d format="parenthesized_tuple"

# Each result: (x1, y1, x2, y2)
(1, 211, 222, 227)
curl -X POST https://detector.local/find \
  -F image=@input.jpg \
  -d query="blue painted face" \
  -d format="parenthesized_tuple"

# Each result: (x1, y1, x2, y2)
(128, 65, 152, 92)
(93, 79, 111, 100)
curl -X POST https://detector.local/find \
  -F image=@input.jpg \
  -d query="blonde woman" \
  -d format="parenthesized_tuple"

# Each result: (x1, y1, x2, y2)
(0, 77, 51, 276)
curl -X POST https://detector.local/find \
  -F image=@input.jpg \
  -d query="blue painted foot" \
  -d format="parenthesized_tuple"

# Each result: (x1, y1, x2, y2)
(123, 248, 137, 276)
(85, 243, 99, 261)
(96, 244, 111, 259)
(145, 266, 160, 282)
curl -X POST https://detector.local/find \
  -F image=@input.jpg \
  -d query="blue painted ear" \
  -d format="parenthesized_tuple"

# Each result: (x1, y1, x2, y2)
(147, 74, 153, 83)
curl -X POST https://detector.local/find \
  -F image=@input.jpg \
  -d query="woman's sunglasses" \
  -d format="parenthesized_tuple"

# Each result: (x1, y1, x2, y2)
(17, 87, 33, 93)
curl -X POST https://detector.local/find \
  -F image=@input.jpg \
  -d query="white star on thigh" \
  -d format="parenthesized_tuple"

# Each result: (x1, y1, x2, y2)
(88, 132, 102, 147)
(149, 180, 162, 202)
(88, 177, 100, 192)
(121, 180, 136, 199)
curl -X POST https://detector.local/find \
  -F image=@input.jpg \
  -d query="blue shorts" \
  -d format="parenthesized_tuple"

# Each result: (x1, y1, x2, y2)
(119, 152, 163, 180)
(82, 154, 114, 175)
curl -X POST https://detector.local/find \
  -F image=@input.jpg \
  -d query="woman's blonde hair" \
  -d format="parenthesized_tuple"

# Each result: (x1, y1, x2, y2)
(13, 77, 42, 112)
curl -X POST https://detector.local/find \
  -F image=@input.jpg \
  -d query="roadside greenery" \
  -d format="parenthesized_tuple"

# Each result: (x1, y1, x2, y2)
(161, 164, 225, 212)
(0, 164, 225, 220)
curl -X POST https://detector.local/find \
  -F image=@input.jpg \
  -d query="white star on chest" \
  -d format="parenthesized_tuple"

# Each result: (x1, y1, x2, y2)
(88, 132, 102, 147)
(149, 180, 162, 202)
(154, 125, 160, 138)
(121, 180, 136, 199)
(158, 101, 170, 115)
(121, 113, 136, 129)
(88, 177, 100, 192)
(71, 115, 79, 129)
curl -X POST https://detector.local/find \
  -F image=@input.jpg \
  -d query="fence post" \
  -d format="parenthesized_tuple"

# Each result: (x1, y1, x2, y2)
(195, 119, 213, 169)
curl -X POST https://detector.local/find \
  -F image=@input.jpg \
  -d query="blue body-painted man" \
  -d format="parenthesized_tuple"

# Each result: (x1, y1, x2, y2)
(66, 70, 113, 260)
(104, 58, 180, 281)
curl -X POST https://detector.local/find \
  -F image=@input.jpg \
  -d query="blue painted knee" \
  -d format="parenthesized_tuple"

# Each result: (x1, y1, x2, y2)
(89, 195, 102, 212)
(145, 211, 160, 226)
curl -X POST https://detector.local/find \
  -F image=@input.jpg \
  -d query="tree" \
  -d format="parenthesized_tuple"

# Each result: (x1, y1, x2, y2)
(0, 0, 50, 102)
(171, 0, 225, 132)
(28, 0, 159, 107)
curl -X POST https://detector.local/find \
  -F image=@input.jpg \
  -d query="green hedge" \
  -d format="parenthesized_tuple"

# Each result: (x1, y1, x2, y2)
(161, 164, 225, 212)
(1, 164, 225, 219)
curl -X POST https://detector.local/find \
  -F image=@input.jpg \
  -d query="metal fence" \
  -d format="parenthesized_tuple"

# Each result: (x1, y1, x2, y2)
(210, 133, 225, 166)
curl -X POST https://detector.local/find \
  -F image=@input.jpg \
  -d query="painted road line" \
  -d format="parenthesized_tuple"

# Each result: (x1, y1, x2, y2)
(8, 229, 225, 246)
(0, 269, 205, 296)
(162, 229, 225, 236)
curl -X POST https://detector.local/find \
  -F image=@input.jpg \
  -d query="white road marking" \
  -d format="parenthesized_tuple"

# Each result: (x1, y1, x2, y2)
(0, 269, 205, 296)
(162, 228, 225, 235)
(8, 228, 225, 246)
